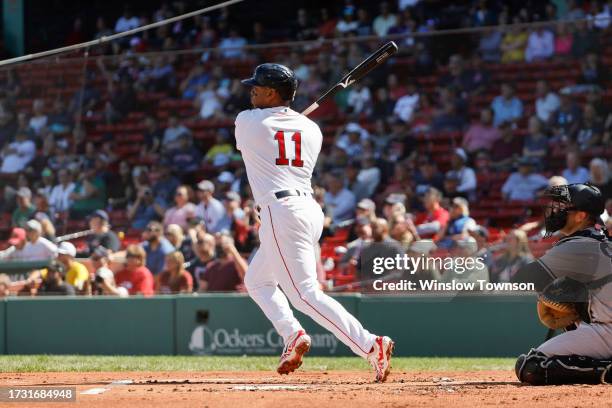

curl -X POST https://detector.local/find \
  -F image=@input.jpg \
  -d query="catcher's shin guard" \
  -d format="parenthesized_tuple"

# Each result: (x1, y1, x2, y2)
(516, 349, 612, 385)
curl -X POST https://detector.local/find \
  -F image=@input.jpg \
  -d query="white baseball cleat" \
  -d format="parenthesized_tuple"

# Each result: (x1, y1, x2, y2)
(277, 330, 311, 375)
(367, 336, 394, 383)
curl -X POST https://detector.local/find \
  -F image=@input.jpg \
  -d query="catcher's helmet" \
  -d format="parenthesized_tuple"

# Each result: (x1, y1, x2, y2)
(241, 63, 298, 101)
(543, 183, 605, 234)
(543, 183, 605, 217)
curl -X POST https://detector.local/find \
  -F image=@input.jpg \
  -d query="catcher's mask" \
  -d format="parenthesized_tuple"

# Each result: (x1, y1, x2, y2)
(542, 183, 605, 236)
(543, 185, 575, 235)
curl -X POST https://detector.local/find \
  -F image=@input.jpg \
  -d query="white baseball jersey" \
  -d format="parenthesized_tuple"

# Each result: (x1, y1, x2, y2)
(234, 106, 322, 204)
(235, 105, 377, 358)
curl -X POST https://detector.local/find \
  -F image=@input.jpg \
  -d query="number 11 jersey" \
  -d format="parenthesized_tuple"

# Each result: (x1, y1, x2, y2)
(234, 106, 323, 204)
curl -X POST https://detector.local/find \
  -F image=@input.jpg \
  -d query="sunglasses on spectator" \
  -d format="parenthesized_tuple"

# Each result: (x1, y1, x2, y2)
(126, 253, 138, 258)
(146, 227, 161, 232)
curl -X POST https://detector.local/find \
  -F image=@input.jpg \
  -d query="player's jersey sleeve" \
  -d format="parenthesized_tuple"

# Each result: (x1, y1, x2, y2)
(537, 239, 601, 283)
(234, 110, 253, 152)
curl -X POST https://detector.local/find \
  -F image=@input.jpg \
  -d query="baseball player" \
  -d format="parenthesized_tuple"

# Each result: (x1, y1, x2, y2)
(235, 63, 393, 382)
(512, 183, 612, 384)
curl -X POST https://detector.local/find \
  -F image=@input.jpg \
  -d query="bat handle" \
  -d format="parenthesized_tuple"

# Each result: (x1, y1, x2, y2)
(301, 102, 319, 116)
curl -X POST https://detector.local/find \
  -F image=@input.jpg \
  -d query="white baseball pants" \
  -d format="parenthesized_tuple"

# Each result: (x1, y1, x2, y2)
(245, 194, 377, 358)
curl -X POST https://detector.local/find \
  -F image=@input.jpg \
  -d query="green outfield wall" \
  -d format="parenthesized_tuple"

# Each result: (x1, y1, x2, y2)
(0, 294, 548, 357)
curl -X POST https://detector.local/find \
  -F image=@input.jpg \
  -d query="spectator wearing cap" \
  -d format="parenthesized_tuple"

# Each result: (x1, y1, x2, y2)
(12, 187, 36, 227)
(216, 191, 245, 233)
(37, 261, 75, 296)
(562, 150, 590, 184)
(382, 193, 406, 220)
(165, 224, 195, 264)
(0, 130, 36, 174)
(356, 199, 376, 222)
(142, 221, 175, 275)
(501, 157, 549, 201)
(69, 161, 106, 219)
(89, 246, 128, 297)
(84, 210, 120, 256)
(0, 228, 28, 260)
(115, 244, 155, 296)
(491, 83, 523, 127)
(156, 251, 193, 294)
(22, 220, 57, 260)
(128, 185, 166, 230)
(57, 241, 89, 290)
(323, 172, 356, 225)
(203, 130, 235, 167)
(437, 197, 477, 249)
(163, 185, 197, 230)
(336, 123, 368, 156)
(462, 108, 501, 154)
(415, 187, 450, 241)
(199, 233, 247, 292)
(194, 180, 226, 234)
(445, 148, 477, 200)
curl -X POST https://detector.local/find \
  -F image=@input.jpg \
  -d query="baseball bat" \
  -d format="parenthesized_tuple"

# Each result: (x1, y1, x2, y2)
(301, 41, 398, 116)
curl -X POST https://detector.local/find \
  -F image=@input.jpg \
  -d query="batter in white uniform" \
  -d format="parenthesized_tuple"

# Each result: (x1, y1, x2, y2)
(235, 63, 393, 382)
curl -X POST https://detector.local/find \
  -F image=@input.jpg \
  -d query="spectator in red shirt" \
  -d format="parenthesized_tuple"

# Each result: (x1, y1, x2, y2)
(156, 251, 193, 294)
(199, 233, 247, 292)
(415, 187, 450, 241)
(115, 244, 155, 296)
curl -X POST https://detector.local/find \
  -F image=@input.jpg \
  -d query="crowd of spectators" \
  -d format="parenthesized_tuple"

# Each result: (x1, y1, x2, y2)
(0, 1, 612, 296)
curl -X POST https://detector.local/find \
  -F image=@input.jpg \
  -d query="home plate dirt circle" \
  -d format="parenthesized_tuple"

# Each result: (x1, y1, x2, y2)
(0, 371, 609, 408)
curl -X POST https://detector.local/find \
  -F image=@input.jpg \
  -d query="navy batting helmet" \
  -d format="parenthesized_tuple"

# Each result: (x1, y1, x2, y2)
(241, 63, 298, 101)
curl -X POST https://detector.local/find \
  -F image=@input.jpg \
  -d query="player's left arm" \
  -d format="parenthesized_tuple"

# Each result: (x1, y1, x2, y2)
(234, 110, 254, 152)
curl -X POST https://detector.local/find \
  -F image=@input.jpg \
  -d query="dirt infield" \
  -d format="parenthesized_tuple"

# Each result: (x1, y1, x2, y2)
(0, 370, 609, 407)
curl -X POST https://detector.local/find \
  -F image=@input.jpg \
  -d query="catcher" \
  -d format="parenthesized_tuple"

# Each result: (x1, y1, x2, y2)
(512, 183, 611, 385)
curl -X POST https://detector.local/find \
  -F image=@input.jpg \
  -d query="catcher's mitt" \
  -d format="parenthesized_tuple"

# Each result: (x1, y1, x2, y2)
(537, 277, 590, 329)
